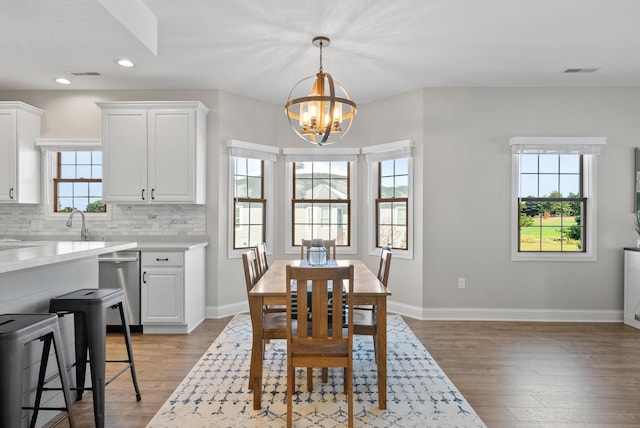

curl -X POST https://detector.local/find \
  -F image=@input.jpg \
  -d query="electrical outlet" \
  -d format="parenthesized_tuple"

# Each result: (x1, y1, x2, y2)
(458, 277, 466, 289)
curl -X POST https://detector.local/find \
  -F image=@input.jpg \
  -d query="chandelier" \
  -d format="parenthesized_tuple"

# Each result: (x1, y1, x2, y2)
(285, 36, 357, 147)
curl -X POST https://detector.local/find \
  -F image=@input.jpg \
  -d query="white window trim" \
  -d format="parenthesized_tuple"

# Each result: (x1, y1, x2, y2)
(509, 136, 605, 262)
(227, 140, 277, 259)
(283, 147, 360, 256)
(37, 139, 112, 222)
(364, 139, 414, 260)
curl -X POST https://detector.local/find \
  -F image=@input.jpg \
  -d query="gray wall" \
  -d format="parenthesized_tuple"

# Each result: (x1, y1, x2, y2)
(418, 88, 636, 320)
(1, 87, 637, 320)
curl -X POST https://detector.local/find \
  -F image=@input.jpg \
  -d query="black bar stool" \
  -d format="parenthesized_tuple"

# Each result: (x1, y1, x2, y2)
(49, 288, 141, 428)
(0, 313, 74, 428)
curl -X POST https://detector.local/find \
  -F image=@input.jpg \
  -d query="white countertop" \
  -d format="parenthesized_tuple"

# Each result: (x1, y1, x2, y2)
(1, 235, 209, 252)
(0, 241, 137, 275)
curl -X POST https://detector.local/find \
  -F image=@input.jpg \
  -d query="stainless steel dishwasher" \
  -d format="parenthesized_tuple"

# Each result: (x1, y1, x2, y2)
(98, 250, 142, 332)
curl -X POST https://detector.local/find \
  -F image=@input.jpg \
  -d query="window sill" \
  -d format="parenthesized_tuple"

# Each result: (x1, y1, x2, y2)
(511, 252, 596, 262)
(44, 211, 112, 222)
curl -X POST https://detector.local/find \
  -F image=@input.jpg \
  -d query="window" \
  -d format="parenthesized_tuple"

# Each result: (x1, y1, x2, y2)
(292, 161, 350, 246)
(232, 156, 265, 249)
(227, 140, 277, 258)
(283, 147, 360, 255)
(510, 137, 605, 261)
(363, 139, 414, 259)
(54, 151, 106, 213)
(376, 157, 409, 249)
(36, 139, 111, 221)
(517, 153, 583, 252)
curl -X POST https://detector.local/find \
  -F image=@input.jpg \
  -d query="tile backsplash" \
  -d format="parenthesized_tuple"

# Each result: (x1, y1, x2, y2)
(0, 204, 206, 238)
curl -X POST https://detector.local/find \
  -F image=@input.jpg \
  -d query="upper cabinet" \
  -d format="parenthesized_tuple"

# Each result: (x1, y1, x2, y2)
(0, 102, 43, 204)
(97, 101, 209, 204)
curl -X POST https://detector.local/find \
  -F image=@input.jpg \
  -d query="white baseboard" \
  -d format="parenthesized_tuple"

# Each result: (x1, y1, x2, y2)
(420, 307, 623, 322)
(206, 301, 623, 323)
(206, 301, 248, 319)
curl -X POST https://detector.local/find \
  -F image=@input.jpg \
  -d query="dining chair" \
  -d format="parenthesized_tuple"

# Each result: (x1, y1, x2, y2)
(254, 242, 286, 314)
(299, 238, 339, 384)
(286, 264, 354, 428)
(300, 238, 337, 260)
(254, 242, 269, 278)
(351, 244, 392, 361)
(242, 250, 288, 391)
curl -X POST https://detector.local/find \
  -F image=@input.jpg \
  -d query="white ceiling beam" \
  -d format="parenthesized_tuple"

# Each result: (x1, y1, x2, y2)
(96, 0, 157, 55)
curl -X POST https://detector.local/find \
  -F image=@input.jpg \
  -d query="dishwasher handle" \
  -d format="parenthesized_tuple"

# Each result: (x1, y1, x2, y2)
(99, 256, 139, 263)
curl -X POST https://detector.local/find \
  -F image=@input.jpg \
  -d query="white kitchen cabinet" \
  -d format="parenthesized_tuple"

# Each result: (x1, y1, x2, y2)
(0, 102, 43, 203)
(624, 249, 640, 329)
(141, 247, 206, 334)
(98, 101, 209, 204)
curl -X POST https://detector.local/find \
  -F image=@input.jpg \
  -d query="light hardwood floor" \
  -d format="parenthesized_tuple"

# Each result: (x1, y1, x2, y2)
(49, 316, 640, 428)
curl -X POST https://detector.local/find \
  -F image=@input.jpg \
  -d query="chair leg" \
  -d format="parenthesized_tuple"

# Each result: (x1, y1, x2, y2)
(343, 367, 347, 394)
(51, 325, 74, 428)
(307, 367, 313, 391)
(347, 366, 353, 428)
(118, 302, 142, 401)
(287, 362, 294, 428)
(72, 313, 88, 402)
(30, 334, 52, 428)
(322, 367, 328, 383)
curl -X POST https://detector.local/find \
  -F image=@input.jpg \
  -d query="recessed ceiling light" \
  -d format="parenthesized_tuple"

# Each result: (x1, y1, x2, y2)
(55, 77, 71, 85)
(117, 59, 135, 67)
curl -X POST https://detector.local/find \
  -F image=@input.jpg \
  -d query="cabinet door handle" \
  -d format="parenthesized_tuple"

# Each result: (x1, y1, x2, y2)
(143, 271, 147, 283)
(9, 188, 14, 199)
(151, 188, 155, 200)
(156, 258, 169, 261)
(141, 189, 145, 200)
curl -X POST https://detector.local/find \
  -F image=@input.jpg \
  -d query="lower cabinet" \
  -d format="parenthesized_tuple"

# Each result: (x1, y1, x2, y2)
(624, 249, 640, 329)
(141, 247, 206, 333)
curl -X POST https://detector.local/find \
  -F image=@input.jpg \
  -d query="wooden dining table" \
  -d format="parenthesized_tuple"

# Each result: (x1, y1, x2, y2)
(248, 259, 391, 410)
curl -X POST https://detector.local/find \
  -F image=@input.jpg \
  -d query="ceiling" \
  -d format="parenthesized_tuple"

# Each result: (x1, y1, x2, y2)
(1, 0, 640, 104)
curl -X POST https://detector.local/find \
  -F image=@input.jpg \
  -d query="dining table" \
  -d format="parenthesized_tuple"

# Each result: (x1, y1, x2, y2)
(248, 259, 391, 411)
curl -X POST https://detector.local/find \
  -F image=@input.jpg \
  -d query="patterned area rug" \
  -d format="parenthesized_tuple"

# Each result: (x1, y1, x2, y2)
(147, 314, 485, 428)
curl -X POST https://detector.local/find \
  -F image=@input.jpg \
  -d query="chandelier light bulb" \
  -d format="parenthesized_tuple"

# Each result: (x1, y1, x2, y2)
(285, 36, 357, 147)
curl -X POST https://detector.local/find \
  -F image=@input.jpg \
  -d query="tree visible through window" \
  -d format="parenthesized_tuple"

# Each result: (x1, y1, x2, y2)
(376, 158, 409, 249)
(233, 157, 265, 249)
(292, 161, 350, 246)
(518, 153, 585, 252)
(54, 151, 105, 212)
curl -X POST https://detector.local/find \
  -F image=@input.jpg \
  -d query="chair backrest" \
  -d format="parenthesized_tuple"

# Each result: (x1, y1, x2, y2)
(300, 239, 337, 260)
(254, 242, 269, 277)
(377, 245, 392, 287)
(242, 249, 261, 320)
(286, 264, 354, 346)
(242, 249, 260, 295)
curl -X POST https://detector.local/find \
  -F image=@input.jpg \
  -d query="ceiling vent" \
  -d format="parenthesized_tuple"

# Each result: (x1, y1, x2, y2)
(69, 71, 101, 76)
(563, 68, 599, 73)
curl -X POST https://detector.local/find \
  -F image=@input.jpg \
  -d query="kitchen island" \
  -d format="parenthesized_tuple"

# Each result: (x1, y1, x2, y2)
(0, 240, 136, 312)
(0, 240, 137, 427)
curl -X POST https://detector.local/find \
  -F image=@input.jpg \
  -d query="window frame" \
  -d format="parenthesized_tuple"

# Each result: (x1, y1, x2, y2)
(510, 137, 604, 262)
(37, 139, 112, 222)
(53, 151, 107, 214)
(283, 147, 359, 256)
(364, 140, 414, 260)
(231, 157, 266, 251)
(375, 157, 410, 250)
(227, 140, 277, 259)
(290, 160, 353, 249)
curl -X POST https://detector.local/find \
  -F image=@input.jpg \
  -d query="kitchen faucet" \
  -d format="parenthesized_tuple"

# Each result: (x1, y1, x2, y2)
(66, 209, 90, 241)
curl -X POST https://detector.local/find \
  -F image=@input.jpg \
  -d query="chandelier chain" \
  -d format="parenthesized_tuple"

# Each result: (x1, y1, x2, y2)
(319, 40, 324, 72)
